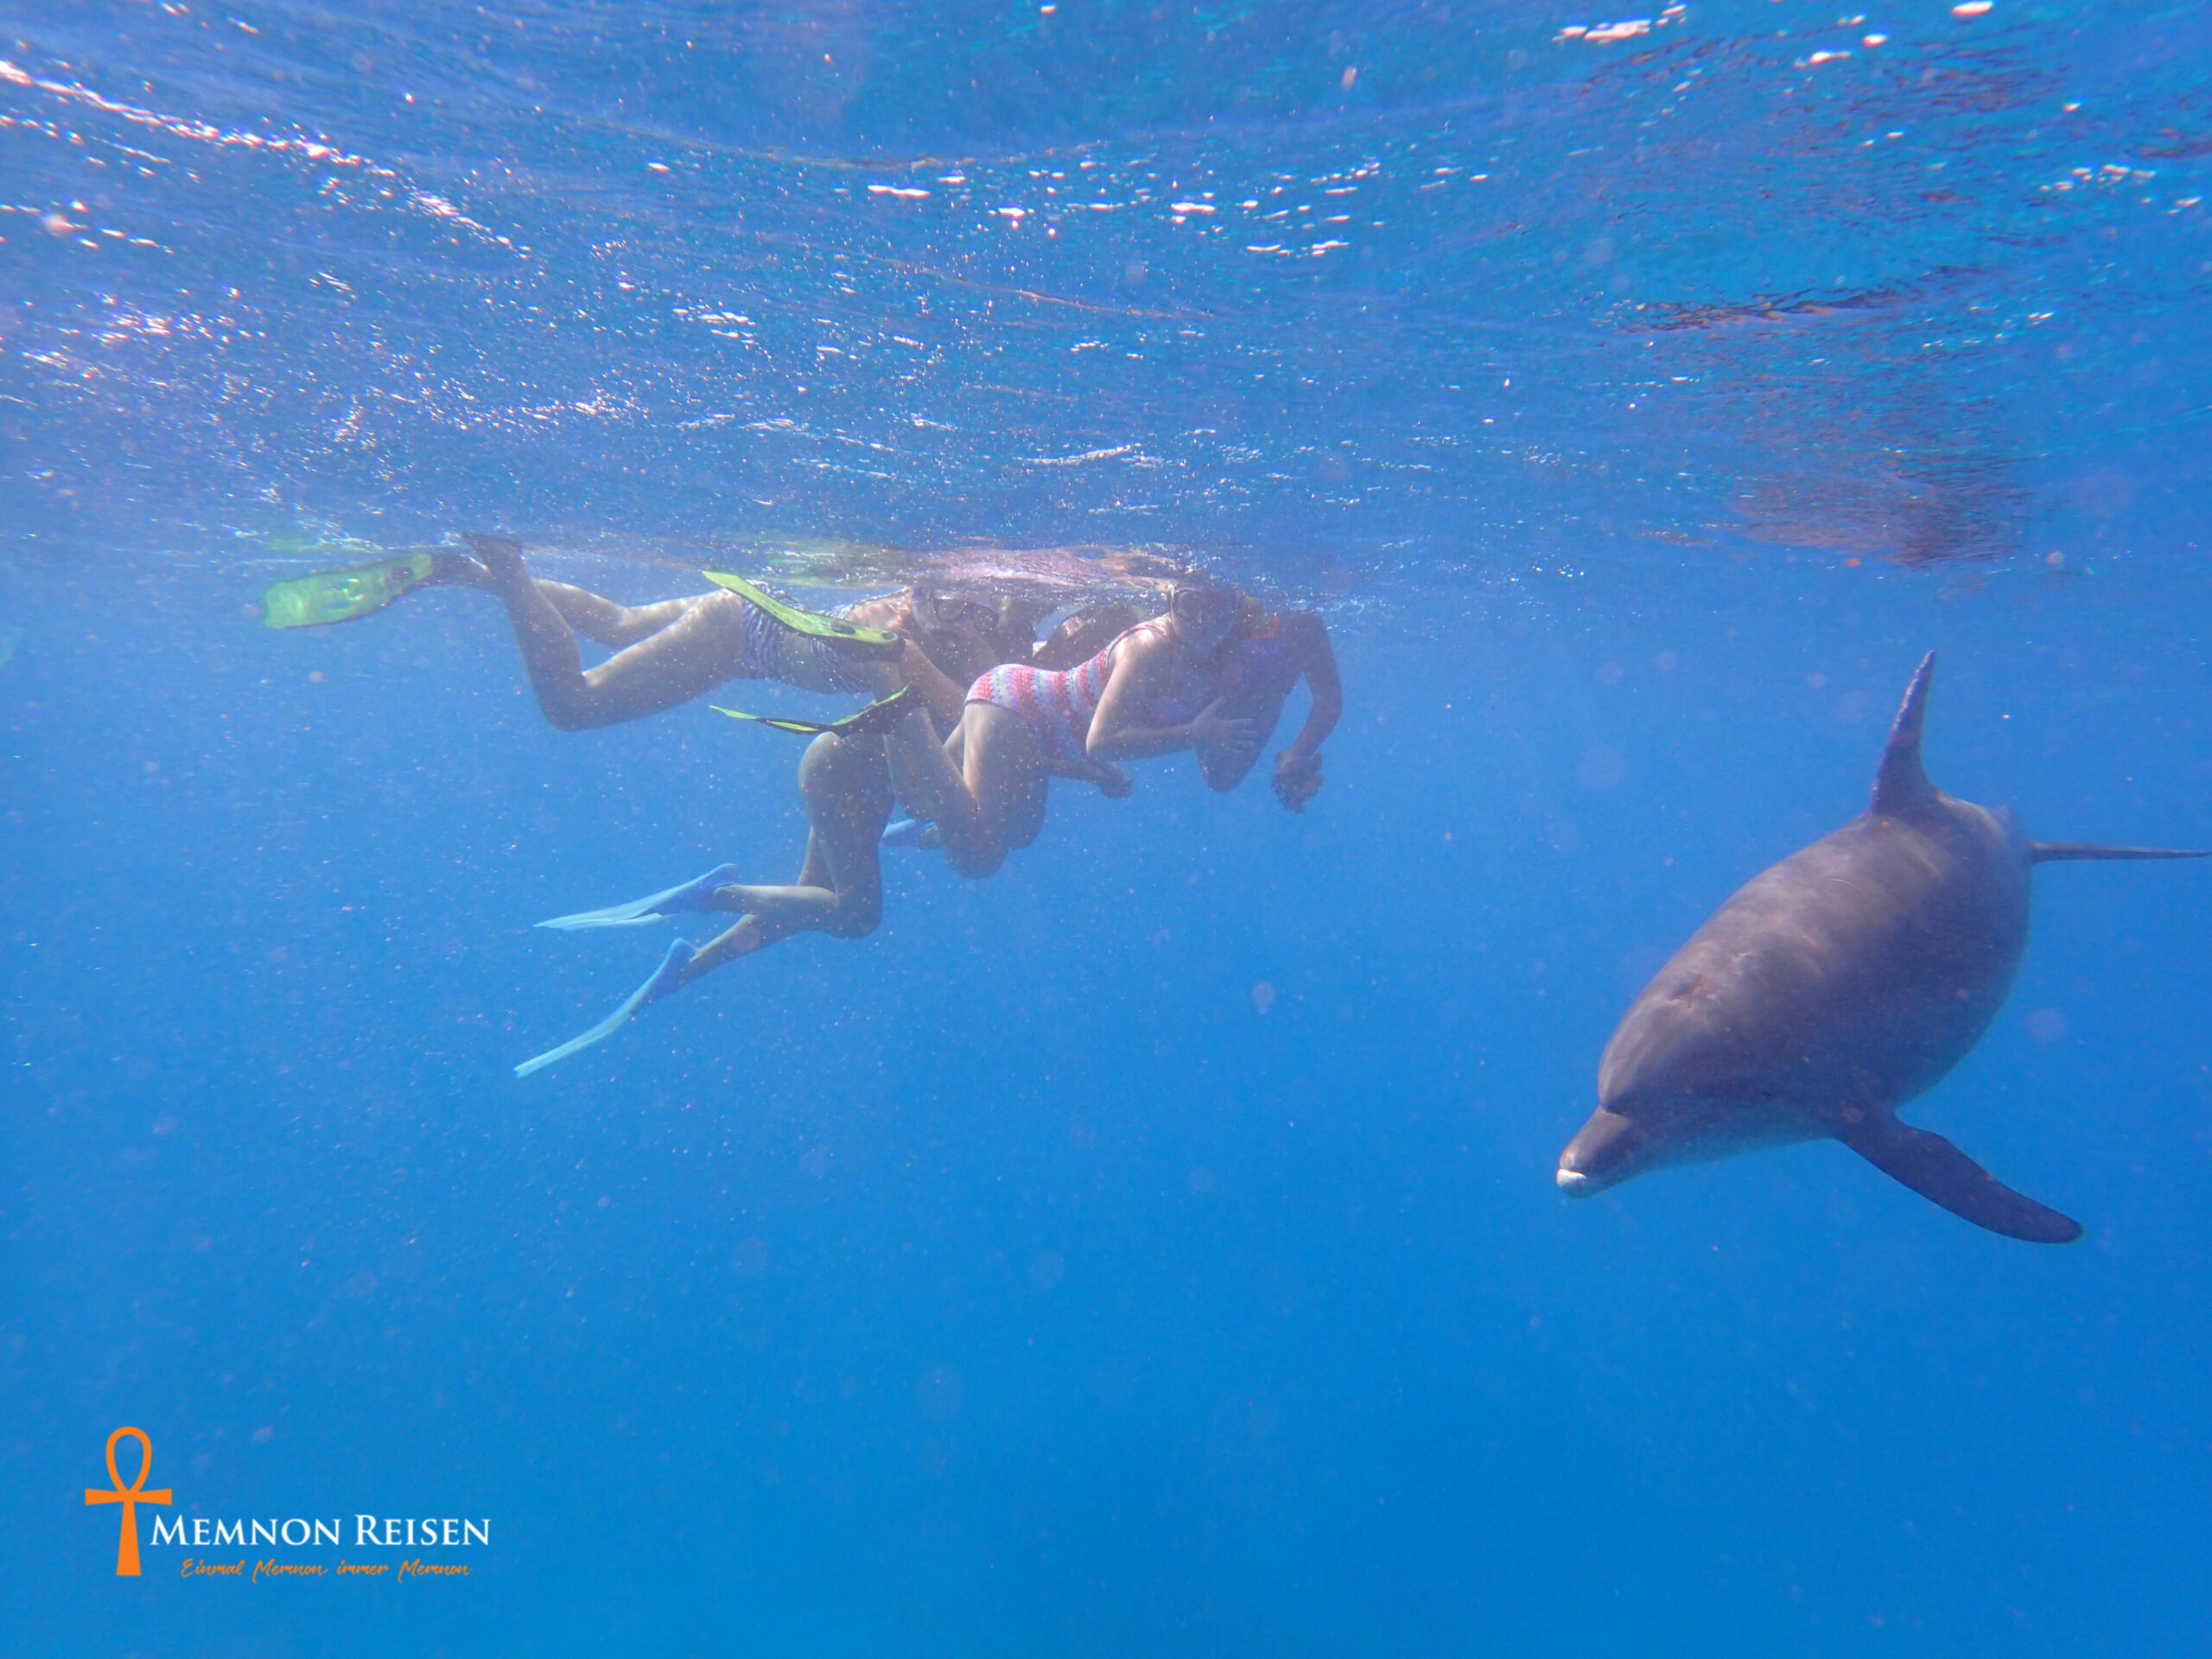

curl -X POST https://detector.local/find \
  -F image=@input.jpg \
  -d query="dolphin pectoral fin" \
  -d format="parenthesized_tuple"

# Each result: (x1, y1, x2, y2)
(2028, 842, 2210, 863)
(1835, 1113, 2082, 1244)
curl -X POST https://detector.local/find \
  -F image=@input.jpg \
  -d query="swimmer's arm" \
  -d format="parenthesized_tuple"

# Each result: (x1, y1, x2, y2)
(842, 594, 969, 728)
(1085, 632, 1217, 760)
(897, 639, 970, 728)
(1279, 614, 1344, 767)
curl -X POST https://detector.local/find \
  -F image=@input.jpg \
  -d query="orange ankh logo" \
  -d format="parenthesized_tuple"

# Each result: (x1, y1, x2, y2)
(86, 1427, 170, 1576)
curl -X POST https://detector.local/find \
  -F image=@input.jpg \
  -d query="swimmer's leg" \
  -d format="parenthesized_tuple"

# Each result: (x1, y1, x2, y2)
(429, 543, 702, 649)
(680, 728, 894, 982)
(467, 532, 757, 730)
(533, 584, 701, 650)
(882, 701, 1045, 880)
(878, 710, 961, 851)
(964, 702, 1051, 862)
(877, 702, 982, 869)
(258, 540, 703, 652)
(512, 734, 891, 1076)
(420, 560, 710, 658)
(896, 638, 974, 731)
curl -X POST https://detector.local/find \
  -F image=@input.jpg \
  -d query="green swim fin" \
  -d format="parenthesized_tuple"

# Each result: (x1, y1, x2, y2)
(711, 684, 920, 741)
(700, 570, 906, 658)
(261, 552, 446, 629)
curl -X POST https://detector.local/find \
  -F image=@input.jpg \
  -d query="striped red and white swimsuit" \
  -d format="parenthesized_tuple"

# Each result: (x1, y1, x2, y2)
(966, 618, 1205, 760)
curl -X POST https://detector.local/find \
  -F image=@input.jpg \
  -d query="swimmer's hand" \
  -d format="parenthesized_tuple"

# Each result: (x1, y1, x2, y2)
(1189, 703, 1260, 768)
(1273, 747, 1324, 812)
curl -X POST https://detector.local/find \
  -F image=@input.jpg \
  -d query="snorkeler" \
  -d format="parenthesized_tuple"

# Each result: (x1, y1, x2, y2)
(1204, 601, 1342, 810)
(514, 658, 1122, 1075)
(881, 582, 1281, 880)
(515, 694, 907, 1076)
(512, 582, 1337, 1071)
(261, 535, 1021, 732)
(882, 583, 1344, 851)
(1033, 592, 1339, 806)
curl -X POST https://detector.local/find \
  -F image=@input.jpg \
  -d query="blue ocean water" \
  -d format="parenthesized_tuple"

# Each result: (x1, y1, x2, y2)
(4, 3, 2212, 1654)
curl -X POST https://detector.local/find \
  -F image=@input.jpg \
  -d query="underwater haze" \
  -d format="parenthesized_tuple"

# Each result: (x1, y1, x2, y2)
(5, 2, 2212, 1655)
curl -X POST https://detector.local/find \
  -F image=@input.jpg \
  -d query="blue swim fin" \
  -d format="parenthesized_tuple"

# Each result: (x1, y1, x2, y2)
(514, 938, 696, 1078)
(880, 817, 944, 850)
(535, 864, 741, 931)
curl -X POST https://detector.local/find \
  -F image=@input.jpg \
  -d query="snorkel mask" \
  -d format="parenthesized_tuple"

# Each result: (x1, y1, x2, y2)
(1168, 581, 1243, 656)
(911, 588, 1001, 638)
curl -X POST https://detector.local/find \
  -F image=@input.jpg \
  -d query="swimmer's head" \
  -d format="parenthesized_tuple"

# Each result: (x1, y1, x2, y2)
(909, 587, 1000, 638)
(1168, 580, 1246, 657)
(909, 587, 1020, 680)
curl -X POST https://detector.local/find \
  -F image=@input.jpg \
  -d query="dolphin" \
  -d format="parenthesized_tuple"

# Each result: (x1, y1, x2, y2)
(1556, 652, 2203, 1243)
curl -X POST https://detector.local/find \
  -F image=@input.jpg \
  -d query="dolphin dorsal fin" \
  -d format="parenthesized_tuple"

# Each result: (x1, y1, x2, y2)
(1871, 652, 1940, 818)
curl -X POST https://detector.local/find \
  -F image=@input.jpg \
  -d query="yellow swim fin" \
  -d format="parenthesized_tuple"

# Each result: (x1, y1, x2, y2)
(710, 685, 920, 741)
(261, 553, 442, 629)
(700, 570, 905, 658)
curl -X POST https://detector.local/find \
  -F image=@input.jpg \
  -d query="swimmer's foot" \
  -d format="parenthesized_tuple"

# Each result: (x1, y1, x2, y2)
(513, 938, 696, 1078)
(535, 863, 743, 931)
(881, 817, 944, 850)
(426, 551, 497, 591)
(260, 550, 485, 629)
(461, 531, 530, 588)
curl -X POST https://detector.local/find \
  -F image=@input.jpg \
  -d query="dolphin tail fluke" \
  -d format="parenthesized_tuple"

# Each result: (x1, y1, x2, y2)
(1870, 652, 1940, 817)
(2028, 842, 2210, 863)
(1835, 1111, 2082, 1244)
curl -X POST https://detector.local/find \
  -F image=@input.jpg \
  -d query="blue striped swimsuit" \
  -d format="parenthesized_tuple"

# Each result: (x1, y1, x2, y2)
(728, 589, 880, 696)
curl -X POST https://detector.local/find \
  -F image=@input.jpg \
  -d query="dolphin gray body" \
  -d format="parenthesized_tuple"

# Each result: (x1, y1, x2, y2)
(1557, 653, 2203, 1243)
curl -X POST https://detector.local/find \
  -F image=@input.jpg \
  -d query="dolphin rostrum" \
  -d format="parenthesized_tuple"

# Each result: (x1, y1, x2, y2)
(1557, 653, 2203, 1243)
